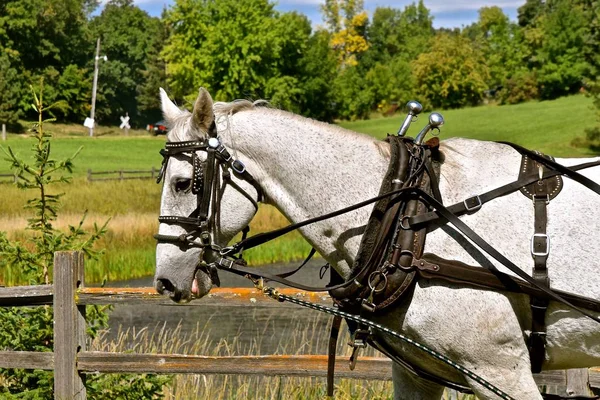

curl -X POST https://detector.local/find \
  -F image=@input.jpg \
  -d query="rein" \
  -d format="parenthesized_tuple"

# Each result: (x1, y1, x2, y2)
(155, 112, 600, 399)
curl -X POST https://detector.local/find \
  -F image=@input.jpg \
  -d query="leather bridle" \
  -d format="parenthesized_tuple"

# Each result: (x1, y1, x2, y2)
(154, 121, 263, 285)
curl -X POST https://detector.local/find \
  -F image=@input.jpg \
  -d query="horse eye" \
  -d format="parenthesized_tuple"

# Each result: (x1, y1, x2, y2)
(174, 179, 192, 193)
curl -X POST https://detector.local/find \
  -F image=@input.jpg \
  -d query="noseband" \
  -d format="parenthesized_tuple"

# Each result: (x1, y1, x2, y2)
(154, 120, 263, 284)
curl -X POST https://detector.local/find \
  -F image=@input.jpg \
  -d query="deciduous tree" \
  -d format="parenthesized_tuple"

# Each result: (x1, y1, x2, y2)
(412, 32, 489, 109)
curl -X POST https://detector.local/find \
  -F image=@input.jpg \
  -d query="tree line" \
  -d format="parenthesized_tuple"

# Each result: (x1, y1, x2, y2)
(0, 0, 599, 129)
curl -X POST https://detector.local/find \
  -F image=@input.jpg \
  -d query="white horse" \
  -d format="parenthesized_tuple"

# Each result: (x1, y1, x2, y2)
(154, 87, 600, 399)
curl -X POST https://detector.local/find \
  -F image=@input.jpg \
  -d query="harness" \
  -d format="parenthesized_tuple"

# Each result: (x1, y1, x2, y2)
(155, 121, 263, 285)
(154, 111, 600, 398)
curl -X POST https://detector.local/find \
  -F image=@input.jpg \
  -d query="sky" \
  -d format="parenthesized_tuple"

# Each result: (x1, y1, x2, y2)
(126, 0, 526, 29)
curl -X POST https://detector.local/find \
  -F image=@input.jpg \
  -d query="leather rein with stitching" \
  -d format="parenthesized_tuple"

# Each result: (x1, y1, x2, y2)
(154, 127, 600, 325)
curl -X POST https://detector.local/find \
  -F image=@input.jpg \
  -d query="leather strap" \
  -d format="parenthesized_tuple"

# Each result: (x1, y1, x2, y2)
(326, 315, 342, 397)
(408, 159, 599, 229)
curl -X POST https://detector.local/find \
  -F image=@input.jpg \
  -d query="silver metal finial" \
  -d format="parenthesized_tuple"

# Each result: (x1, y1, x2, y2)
(407, 100, 423, 115)
(429, 112, 444, 128)
(397, 100, 423, 137)
(415, 112, 445, 145)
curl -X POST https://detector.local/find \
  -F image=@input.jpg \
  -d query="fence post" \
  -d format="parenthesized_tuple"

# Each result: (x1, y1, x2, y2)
(87, 169, 92, 182)
(151, 166, 155, 179)
(54, 251, 86, 400)
(566, 369, 591, 396)
(2, 123, 6, 141)
(119, 169, 123, 180)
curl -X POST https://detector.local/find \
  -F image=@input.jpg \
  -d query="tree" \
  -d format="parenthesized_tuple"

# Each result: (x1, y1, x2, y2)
(366, 2, 433, 65)
(0, 83, 169, 398)
(163, 0, 312, 109)
(582, 0, 600, 147)
(464, 7, 533, 104)
(90, 0, 165, 126)
(321, 0, 369, 67)
(412, 32, 490, 109)
(522, 0, 591, 99)
(0, 53, 23, 128)
(0, 0, 93, 119)
(518, 0, 544, 27)
(296, 29, 339, 121)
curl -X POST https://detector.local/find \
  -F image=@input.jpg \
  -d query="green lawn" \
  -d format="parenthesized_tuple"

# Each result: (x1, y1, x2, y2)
(339, 95, 598, 157)
(1, 95, 597, 178)
(0, 135, 166, 177)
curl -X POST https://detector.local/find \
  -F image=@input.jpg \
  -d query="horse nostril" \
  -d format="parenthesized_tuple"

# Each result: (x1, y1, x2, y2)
(155, 278, 174, 295)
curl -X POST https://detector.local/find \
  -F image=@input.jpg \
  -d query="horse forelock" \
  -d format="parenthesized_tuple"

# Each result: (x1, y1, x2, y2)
(165, 99, 271, 143)
(214, 99, 269, 116)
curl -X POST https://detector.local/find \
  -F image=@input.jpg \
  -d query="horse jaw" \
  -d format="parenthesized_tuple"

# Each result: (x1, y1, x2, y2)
(154, 244, 213, 302)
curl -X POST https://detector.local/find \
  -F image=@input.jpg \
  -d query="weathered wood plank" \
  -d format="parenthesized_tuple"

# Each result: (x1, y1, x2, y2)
(0, 351, 54, 370)
(53, 251, 86, 400)
(567, 368, 591, 396)
(0, 287, 333, 307)
(533, 370, 567, 386)
(0, 285, 53, 306)
(77, 353, 392, 380)
(77, 287, 332, 307)
(589, 368, 600, 388)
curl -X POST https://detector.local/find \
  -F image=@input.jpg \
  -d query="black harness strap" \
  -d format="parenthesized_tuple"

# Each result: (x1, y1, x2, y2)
(519, 152, 563, 373)
(413, 189, 600, 324)
(408, 159, 600, 229)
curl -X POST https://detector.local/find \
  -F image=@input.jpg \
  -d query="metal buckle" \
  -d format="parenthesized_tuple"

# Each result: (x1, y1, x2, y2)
(217, 257, 235, 269)
(232, 160, 246, 174)
(463, 195, 482, 212)
(530, 233, 550, 257)
(216, 144, 232, 162)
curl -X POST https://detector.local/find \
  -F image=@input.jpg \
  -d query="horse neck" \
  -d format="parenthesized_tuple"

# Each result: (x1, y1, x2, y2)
(220, 108, 391, 276)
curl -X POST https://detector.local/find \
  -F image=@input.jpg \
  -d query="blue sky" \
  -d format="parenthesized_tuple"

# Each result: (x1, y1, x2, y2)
(125, 0, 525, 29)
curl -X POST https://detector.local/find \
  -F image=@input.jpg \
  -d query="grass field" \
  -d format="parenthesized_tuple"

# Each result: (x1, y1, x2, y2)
(0, 95, 598, 285)
(340, 94, 598, 157)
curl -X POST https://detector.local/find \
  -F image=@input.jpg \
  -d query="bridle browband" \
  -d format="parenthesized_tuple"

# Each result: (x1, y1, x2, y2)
(154, 120, 264, 284)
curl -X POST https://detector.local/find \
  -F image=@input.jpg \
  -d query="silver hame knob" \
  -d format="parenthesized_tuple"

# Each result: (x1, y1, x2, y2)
(407, 100, 423, 115)
(415, 112, 445, 145)
(397, 100, 423, 137)
(429, 112, 444, 128)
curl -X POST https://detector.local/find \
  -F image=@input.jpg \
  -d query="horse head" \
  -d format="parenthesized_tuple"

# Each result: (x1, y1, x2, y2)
(154, 88, 261, 302)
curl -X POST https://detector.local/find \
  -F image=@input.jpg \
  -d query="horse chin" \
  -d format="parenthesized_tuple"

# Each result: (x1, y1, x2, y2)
(191, 269, 212, 299)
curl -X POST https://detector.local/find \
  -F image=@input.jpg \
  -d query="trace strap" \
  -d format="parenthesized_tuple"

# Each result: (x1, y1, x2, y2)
(260, 285, 516, 400)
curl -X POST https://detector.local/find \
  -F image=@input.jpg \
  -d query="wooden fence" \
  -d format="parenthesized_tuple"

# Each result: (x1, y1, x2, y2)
(0, 172, 17, 184)
(87, 168, 158, 182)
(0, 251, 598, 399)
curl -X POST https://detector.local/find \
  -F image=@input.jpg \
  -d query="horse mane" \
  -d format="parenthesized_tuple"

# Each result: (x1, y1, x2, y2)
(166, 97, 390, 161)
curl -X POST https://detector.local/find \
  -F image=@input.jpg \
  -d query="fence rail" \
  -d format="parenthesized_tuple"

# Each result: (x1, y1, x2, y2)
(0, 251, 598, 399)
(87, 167, 158, 182)
(0, 172, 17, 184)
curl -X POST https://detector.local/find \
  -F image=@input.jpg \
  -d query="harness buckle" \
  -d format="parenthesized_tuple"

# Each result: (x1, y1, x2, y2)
(463, 195, 482, 212)
(216, 144, 232, 162)
(530, 233, 550, 257)
(217, 257, 235, 269)
(232, 160, 246, 174)
(348, 328, 370, 370)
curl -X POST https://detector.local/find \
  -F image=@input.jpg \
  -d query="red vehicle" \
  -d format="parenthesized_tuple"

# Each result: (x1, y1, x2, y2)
(146, 120, 168, 135)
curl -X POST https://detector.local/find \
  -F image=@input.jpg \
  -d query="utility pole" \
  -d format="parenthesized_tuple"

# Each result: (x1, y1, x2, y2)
(89, 38, 107, 137)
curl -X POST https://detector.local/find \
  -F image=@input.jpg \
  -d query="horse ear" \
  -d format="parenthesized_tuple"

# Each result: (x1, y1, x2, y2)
(191, 87, 214, 131)
(160, 87, 183, 123)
